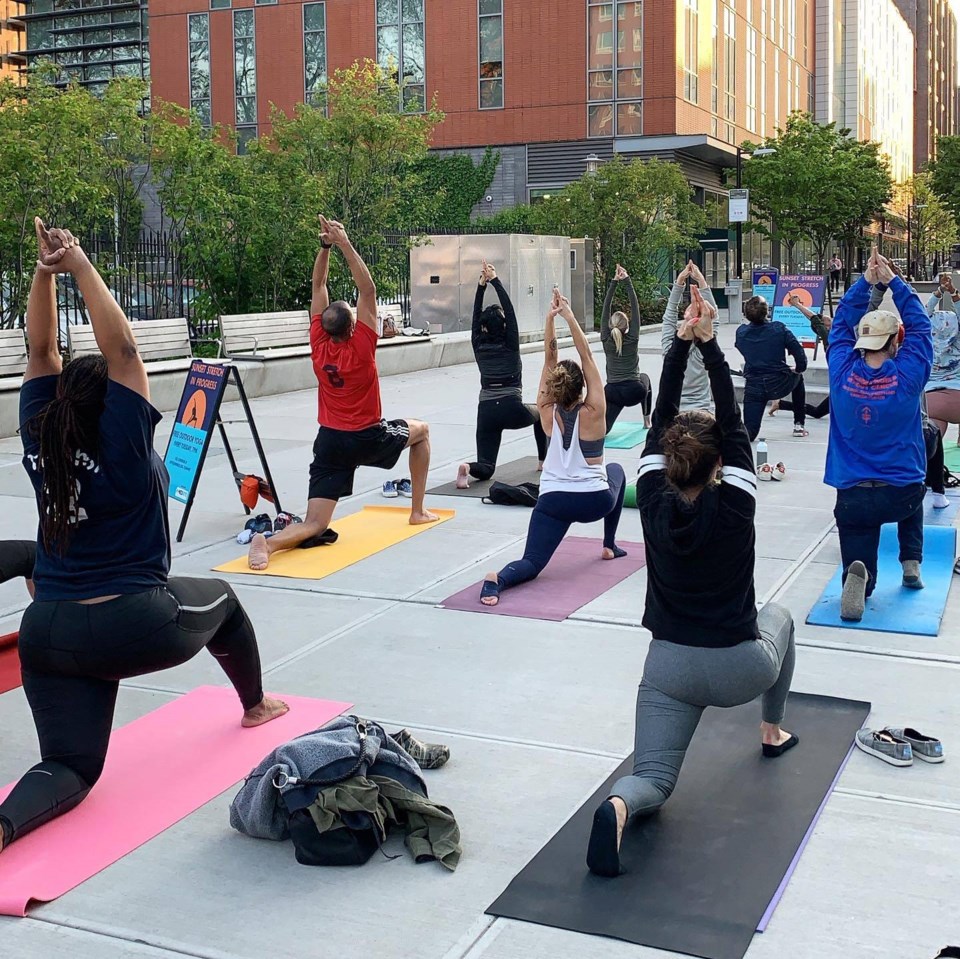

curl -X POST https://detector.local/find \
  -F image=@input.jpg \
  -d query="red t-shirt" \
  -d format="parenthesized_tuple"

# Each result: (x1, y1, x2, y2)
(310, 317, 382, 430)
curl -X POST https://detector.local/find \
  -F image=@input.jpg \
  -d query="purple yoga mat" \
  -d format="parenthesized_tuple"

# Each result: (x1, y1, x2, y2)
(756, 742, 856, 932)
(439, 537, 646, 621)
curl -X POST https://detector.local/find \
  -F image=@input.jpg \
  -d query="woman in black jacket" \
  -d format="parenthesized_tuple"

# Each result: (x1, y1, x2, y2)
(586, 287, 798, 877)
(455, 261, 547, 487)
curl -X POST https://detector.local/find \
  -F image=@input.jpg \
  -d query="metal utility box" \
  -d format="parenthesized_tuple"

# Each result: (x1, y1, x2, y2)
(569, 238, 595, 330)
(410, 234, 572, 335)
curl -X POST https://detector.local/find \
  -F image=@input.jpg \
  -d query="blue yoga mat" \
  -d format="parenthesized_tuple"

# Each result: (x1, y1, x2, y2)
(605, 423, 648, 450)
(924, 490, 960, 527)
(806, 524, 957, 635)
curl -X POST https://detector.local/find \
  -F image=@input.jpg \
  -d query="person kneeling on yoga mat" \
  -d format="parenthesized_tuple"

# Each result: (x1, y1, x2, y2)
(0, 221, 287, 855)
(601, 264, 652, 433)
(826, 248, 932, 622)
(586, 285, 798, 878)
(479, 292, 627, 606)
(455, 259, 547, 487)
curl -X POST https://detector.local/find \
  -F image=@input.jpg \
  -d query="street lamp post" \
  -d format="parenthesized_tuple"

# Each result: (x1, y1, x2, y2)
(734, 146, 775, 280)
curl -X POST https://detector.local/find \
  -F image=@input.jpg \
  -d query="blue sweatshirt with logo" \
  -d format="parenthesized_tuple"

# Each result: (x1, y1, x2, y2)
(825, 276, 932, 489)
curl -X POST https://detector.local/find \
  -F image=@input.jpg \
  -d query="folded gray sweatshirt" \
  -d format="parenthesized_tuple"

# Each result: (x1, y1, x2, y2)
(661, 282, 716, 411)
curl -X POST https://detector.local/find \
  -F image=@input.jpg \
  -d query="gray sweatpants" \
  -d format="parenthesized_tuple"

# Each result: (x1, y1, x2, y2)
(609, 602, 796, 819)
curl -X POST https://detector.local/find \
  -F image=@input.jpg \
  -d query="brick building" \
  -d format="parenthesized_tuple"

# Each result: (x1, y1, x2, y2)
(0, 0, 25, 81)
(149, 1, 817, 210)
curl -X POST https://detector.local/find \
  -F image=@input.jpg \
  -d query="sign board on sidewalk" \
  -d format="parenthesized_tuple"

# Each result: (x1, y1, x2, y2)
(163, 361, 283, 542)
(752, 269, 779, 305)
(771, 275, 828, 346)
(164, 360, 228, 506)
(729, 188, 750, 223)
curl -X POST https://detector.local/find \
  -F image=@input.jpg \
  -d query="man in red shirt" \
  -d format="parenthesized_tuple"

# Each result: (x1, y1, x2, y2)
(248, 217, 438, 570)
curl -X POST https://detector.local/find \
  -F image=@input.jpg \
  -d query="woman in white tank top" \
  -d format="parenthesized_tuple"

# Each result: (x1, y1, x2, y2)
(480, 292, 629, 606)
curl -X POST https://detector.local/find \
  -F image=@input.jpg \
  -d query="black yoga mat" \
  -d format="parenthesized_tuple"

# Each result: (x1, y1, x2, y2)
(428, 456, 541, 499)
(487, 692, 870, 959)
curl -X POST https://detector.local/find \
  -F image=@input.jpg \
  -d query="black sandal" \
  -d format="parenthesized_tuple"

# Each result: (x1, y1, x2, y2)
(762, 733, 800, 758)
(298, 528, 339, 549)
(479, 579, 501, 605)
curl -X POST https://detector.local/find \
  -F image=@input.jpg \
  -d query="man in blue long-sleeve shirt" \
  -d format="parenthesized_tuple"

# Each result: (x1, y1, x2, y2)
(826, 247, 933, 621)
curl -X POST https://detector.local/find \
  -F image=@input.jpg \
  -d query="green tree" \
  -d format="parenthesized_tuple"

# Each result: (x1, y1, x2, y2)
(479, 156, 706, 320)
(897, 172, 959, 280)
(929, 135, 960, 222)
(740, 113, 893, 275)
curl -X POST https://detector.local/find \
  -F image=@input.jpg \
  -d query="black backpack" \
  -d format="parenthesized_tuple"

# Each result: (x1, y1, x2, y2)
(483, 481, 540, 507)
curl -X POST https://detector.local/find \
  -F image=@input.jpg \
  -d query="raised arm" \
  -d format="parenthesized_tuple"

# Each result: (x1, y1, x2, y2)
(488, 275, 519, 352)
(310, 216, 332, 318)
(625, 277, 641, 336)
(41, 226, 148, 399)
(661, 261, 693, 354)
(25, 219, 64, 382)
(828, 275, 872, 362)
(536, 302, 559, 413)
(326, 220, 377, 332)
(557, 296, 603, 408)
(889, 271, 933, 395)
(600, 277, 617, 343)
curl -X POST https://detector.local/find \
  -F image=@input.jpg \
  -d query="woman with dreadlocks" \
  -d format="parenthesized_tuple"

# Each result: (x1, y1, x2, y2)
(0, 220, 287, 854)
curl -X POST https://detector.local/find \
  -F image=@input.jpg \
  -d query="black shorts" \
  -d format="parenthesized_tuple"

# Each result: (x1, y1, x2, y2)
(308, 420, 410, 501)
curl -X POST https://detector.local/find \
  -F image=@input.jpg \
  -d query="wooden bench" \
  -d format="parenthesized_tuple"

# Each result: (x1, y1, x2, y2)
(218, 311, 311, 360)
(67, 317, 195, 374)
(0, 328, 28, 392)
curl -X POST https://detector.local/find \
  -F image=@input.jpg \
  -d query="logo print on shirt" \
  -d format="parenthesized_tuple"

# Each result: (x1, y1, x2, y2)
(858, 405, 873, 425)
(322, 364, 344, 388)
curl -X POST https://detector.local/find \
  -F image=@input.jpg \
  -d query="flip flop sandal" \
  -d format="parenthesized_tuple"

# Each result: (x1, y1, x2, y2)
(479, 579, 501, 605)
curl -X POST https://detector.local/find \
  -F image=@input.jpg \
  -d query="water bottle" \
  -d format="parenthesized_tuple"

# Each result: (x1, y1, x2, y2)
(756, 438, 768, 469)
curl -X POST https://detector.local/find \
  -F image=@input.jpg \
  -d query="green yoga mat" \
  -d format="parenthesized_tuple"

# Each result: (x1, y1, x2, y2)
(605, 423, 648, 450)
(624, 482, 638, 509)
(945, 442, 960, 473)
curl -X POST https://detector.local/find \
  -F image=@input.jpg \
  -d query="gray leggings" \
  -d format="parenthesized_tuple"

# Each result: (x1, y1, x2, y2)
(609, 602, 796, 819)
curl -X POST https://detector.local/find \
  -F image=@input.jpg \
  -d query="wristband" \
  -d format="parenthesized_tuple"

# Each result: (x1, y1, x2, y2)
(320, 239, 333, 249)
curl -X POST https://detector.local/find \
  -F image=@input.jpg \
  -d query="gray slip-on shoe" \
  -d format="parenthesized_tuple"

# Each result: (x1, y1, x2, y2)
(901, 560, 925, 590)
(841, 561, 868, 621)
(884, 727, 944, 764)
(855, 729, 913, 767)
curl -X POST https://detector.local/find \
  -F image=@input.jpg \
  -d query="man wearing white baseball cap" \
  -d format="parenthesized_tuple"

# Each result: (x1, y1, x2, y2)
(826, 247, 933, 622)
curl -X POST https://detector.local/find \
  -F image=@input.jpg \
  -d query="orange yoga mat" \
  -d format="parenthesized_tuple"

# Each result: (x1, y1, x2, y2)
(0, 631, 20, 694)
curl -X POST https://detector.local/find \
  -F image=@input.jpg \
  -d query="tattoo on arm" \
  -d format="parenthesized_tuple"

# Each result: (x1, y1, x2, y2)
(549, 337, 557, 352)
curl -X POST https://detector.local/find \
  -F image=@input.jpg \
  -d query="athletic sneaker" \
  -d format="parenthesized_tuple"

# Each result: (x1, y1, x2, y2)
(273, 511, 302, 532)
(382, 480, 399, 498)
(883, 727, 944, 764)
(391, 729, 450, 770)
(397, 478, 413, 498)
(840, 560, 868, 622)
(931, 491, 951, 510)
(792, 424, 809, 437)
(244, 513, 273, 535)
(855, 728, 913, 767)
(902, 560, 925, 590)
(757, 463, 774, 482)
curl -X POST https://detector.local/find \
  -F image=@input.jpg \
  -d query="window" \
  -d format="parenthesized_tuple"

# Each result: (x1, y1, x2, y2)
(233, 8, 256, 150)
(723, 5, 735, 128)
(303, 2, 327, 109)
(587, 0, 642, 137)
(254, 0, 276, 5)
(479, 0, 503, 109)
(210, 0, 230, 9)
(745, 27, 756, 132)
(188, 13, 211, 126)
(683, 0, 698, 103)
(377, 0, 425, 113)
(711, 0, 718, 135)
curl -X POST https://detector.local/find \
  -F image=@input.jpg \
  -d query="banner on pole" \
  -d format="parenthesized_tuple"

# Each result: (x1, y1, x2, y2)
(729, 188, 750, 223)
(164, 361, 229, 505)
(752, 269, 779, 305)
(771, 275, 828, 345)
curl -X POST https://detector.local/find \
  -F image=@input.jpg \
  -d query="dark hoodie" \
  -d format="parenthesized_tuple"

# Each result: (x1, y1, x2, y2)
(636, 337, 759, 648)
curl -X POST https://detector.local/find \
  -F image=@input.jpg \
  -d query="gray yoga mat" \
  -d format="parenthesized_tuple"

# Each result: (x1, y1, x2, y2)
(487, 692, 871, 959)
(428, 456, 542, 499)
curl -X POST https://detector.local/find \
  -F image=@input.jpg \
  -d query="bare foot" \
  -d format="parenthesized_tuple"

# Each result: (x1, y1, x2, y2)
(611, 796, 628, 847)
(456, 463, 471, 489)
(242, 696, 289, 727)
(537, 462, 544, 472)
(247, 533, 270, 570)
(602, 547, 616, 560)
(410, 509, 440, 525)
(768, 400, 780, 416)
(480, 572, 500, 606)
(760, 722, 793, 746)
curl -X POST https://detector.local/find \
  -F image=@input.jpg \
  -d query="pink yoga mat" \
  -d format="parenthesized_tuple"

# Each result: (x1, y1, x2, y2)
(439, 537, 646, 621)
(0, 685, 351, 916)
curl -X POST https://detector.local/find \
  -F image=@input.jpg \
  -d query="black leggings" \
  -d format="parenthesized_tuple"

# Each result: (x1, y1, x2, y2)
(777, 395, 830, 419)
(0, 577, 264, 847)
(927, 428, 946, 494)
(470, 396, 548, 481)
(498, 464, 626, 590)
(604, 376, 652, 434)
(743, 372, 806, 441)
(0, 540, 36, 584)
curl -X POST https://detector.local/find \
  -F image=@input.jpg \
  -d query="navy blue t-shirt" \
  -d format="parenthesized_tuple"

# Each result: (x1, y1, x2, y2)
(20, 376, 171, 602)
(736, 320, 808, 378)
